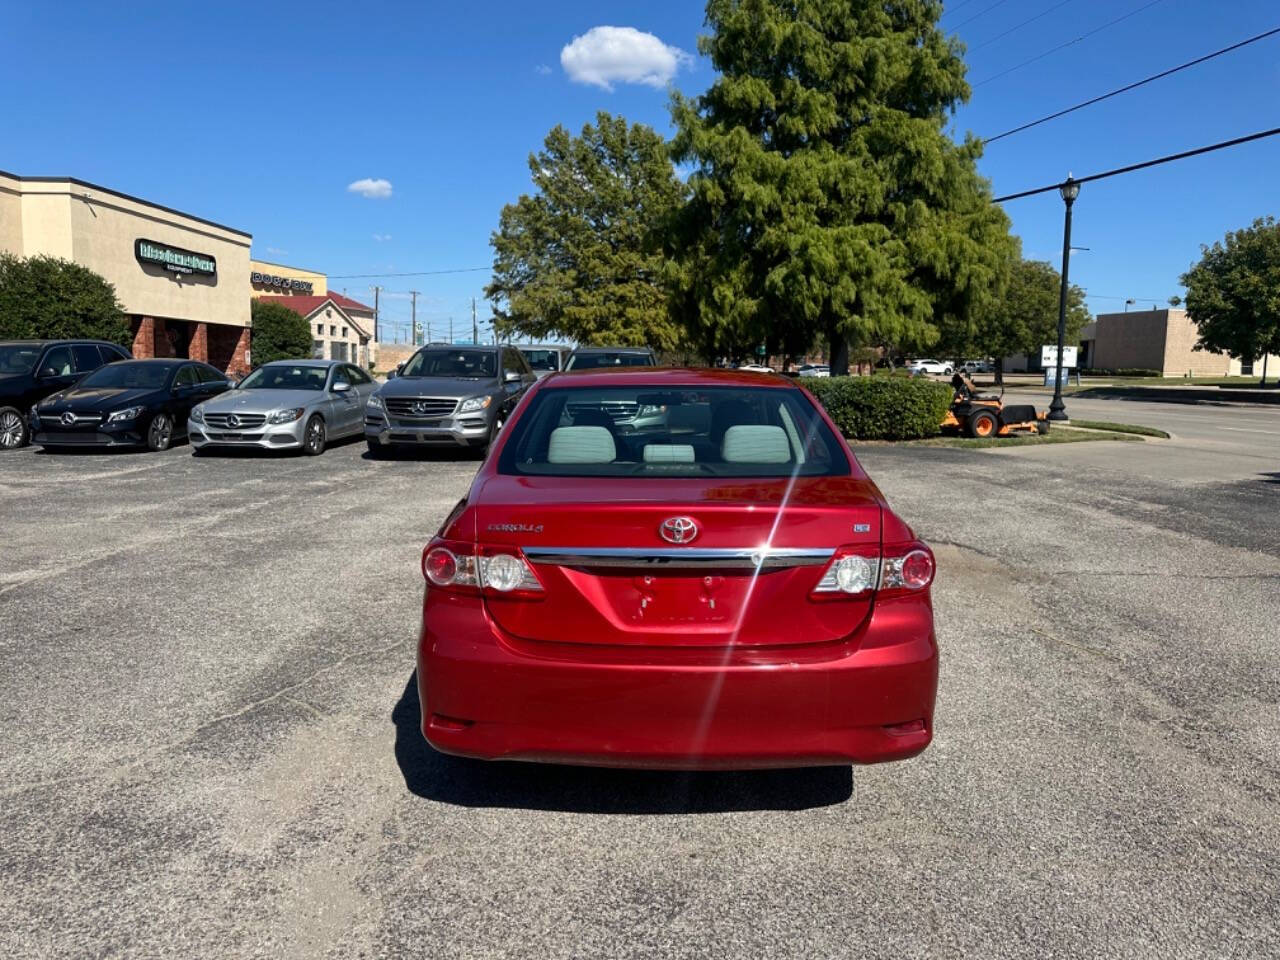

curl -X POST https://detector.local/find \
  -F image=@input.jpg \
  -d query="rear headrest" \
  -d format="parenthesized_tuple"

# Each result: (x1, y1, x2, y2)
(721, 424, 791, 464)
(547, 426, 616, 464)
(643, 443, 695, 463)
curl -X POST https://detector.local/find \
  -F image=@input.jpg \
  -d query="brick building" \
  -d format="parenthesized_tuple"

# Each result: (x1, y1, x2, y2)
(1, 170, 254, 376)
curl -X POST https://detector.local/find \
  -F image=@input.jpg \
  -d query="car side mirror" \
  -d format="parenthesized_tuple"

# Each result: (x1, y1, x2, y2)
(332, 381, 352, 394)
(503, 370, 522, 383)
(386, 368, 397, 380)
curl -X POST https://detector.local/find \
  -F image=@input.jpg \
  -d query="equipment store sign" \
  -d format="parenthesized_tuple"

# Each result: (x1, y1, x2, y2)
(136, 239, 217, 277)
(252, 272, 313, 294)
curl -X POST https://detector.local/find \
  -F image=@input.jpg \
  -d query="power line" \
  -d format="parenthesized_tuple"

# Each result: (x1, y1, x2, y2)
(973, 0, 1169, 87)
(941, 0, 984, 21)
(970, 0, 1080, 53)
(329, 266, 490, 279)
(951, 0, 1012, 31)
(993, 125, 1280, 203)
(984, 26, 1280, 143)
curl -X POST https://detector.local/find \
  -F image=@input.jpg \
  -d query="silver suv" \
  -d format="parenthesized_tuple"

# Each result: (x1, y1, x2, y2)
(364, 344, 536, 457)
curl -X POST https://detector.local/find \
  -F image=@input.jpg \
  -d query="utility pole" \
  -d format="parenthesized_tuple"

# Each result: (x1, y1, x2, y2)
(410, 290, 419, 346)
(449, 316, 454, 344)
(472, 297, 478, 346)
(372, 286, 382, 343)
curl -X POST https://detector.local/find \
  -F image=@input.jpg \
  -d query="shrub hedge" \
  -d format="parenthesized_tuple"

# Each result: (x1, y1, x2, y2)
(1081, 368, 1161, 378)
(804, 376, 953, 441)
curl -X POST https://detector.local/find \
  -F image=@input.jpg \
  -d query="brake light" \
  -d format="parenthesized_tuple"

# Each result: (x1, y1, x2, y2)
(421, 539, 543, 597)
(811, 543, 934, 599)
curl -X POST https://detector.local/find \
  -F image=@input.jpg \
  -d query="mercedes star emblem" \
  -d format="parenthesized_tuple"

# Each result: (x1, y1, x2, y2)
(227, 414, 240, 428)
(60, 411, 76, 426)
(659, 516, 699, 544)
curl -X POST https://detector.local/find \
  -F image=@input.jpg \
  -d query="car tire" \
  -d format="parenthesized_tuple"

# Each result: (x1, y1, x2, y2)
(944, 367, 953, 376)
(303, 415, 326, 456)
(366, 440, 389, 459)
(0, 406, 29, 450)
(1037, 420, 1051, 435)
(146, 413, 173, 452)
(482, 416, 505, 457)
(966, 409, 998, 439)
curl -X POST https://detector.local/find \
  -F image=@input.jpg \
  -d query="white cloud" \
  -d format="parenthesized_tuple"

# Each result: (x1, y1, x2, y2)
(560, 26, 691, 91)
(535, 63, 553, 75)
(265, 246, 288, 256)
(372, 233, 392, 242)
(347, 177, 393, 199)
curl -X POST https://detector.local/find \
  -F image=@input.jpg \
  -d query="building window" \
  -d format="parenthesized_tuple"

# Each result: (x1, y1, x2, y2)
(313, 340, 325, 359)
(342, 326, 348, 338)
(333, 342, 349, 362)
(330, 325, 336, 336)
(316, 323, 322, 335)
(1242, 359, 1254, 375)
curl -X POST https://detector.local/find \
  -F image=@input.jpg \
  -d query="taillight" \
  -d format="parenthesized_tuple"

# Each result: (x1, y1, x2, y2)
(811, 543, 934, 600)
(421, 539, 543, 598)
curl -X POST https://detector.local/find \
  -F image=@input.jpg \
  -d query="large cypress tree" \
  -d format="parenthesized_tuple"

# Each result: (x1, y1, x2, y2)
(670, 0, 1015, 372)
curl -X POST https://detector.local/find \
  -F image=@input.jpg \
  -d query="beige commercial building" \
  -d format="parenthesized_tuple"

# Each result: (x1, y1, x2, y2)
(1, 170, 253, 375)
(1080, 309, 1279, 377)
(250, 258, 326, 298)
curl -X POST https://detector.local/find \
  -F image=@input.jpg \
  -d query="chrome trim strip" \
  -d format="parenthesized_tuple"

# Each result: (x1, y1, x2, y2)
(522, 546, 834, 569)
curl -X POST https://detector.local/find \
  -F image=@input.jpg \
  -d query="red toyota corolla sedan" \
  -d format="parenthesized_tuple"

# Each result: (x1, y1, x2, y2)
(417, 367, 938, 769)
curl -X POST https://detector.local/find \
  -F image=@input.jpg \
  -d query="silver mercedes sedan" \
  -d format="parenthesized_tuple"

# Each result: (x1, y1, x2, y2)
(188, 360, 377, 455)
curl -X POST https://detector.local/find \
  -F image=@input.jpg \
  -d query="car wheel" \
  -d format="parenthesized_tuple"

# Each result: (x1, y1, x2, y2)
(944, 367, 953, 376)
(1037, 419, 1051, 435)
(483, 416, 505, 457)
(966, 409, 998, 439)
(303, 415, 326, 456)
(366, 440, 388, 459)
(147, 413, 173, 451)
(0, 406, 29, 449)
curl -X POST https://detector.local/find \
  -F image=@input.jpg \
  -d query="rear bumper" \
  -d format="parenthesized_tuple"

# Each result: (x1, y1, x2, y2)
(419, 595, 938, 769)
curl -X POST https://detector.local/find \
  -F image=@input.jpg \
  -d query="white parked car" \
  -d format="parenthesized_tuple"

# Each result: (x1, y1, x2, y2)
(907, 359, 954, 376)
(737, 363, 775, 373)
(961, 359, 992, 374)
(797, 364, 830, 378)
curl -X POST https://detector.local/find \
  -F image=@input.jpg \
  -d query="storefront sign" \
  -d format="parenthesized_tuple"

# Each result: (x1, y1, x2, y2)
(135, 239, 217, 276)
(251, 272, 313, 294)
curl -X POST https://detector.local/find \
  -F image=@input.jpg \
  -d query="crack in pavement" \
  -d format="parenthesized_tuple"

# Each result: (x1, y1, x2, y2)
(0, 635, 410, 799)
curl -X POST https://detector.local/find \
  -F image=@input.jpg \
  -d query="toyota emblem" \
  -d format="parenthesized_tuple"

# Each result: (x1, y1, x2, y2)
(60, 411, 76, 426)
(659, 516, 699, 544)
(226, 414, 241, 428)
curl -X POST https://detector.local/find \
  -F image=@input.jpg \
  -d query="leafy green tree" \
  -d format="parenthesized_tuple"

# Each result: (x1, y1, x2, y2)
(0, 253, 129, 343)
(1182, 216, 1280, 385)
(486, 113, 687, 349)
(669, 0, 1016, 374)
(953, 257, 1088, 384)
(250, 299, 312, 367)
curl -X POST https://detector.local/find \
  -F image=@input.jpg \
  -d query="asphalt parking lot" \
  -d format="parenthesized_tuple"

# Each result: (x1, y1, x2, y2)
(2, 406, 1277, 959)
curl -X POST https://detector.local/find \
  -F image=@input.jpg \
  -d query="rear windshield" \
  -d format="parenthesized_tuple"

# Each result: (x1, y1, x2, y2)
(498, 386, 849, 477)
(566, 352, 653, 370)
(77, 361, 170, 390)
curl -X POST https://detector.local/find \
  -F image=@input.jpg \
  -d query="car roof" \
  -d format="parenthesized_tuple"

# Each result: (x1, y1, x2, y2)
(0, 338, 116, 347)
(261, 358, 339, 367)
(113, 357, 188, 367)
(569, 345, 653, 353)
(539, 366, 793, 389)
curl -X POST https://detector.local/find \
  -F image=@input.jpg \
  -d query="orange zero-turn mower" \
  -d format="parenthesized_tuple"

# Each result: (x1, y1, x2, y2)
(941, 373, 1050, 439)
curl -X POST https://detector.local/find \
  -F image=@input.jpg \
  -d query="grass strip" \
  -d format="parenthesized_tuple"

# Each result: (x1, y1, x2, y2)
(1067, 420, 1170, 439)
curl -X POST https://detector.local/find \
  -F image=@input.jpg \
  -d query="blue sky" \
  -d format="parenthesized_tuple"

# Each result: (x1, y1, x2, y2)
(3, 0, 1278, 344)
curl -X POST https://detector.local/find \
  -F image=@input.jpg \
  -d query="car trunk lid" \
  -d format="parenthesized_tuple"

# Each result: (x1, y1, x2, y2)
(476, 474, 882, 647)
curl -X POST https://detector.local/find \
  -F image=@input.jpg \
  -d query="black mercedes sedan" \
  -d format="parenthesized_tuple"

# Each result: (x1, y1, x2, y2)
(31, 358, 232, 451)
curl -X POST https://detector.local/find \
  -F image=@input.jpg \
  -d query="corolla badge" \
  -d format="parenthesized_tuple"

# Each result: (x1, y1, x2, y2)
(659, 516, 699, 544)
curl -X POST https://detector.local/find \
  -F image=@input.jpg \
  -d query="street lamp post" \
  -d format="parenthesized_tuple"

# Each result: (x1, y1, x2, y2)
(1049, 175, 1080, 421)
